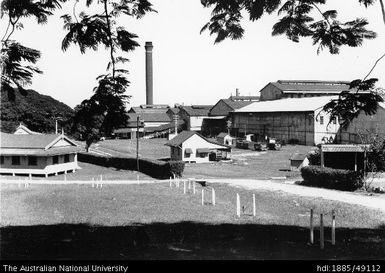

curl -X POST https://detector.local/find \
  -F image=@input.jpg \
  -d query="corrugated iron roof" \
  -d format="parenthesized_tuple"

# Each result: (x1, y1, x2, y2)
(165, 130, 229, 149)
(127, 113, 171, 123)
(180, 105, 212, 116)
(1, 133, 60, 149)
(271, 80, 353, 93)
(234, 96, 337, 113)
(321, 144, 371, 152)
(0, 146, 82, 156)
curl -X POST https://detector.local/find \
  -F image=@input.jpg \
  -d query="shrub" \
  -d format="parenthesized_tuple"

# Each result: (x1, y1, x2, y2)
(307, 149, 321, 166)
(78, 153, 185, 179)
(300, 165, 363, 191)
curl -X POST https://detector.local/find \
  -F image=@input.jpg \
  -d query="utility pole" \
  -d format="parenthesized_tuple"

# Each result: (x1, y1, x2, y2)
(136, 116, 141, 171)
(173, 114, 178, 135)
(55, 120, 58, 134)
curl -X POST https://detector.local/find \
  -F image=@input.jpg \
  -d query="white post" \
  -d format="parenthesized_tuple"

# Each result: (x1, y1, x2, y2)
(252, 194, 256, 217)
(137, 174, 139, 184)
(332, 210, 336, 246)
(183, 181, 186, 194)
(64, 174, 67, 182)
(201, 189, 204, 205)
(320, 213, 324, 249)
(193, 181, 196, 194)
(29, 173, 32, 180)
(188, 180, 191, 190)
(100, 174, 103, 181)
(212, 188, 216, 206)
(310, 209, 314, 244)
(236, 193, 241, 217)
(169, 177, 172, 188)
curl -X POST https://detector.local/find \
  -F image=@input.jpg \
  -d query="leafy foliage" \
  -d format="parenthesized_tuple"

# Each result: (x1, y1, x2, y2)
(323, 78, 384, 127)
(201, 0, 377, 53)
(0, 88, 74, 134)
(63, 0, 155, 150)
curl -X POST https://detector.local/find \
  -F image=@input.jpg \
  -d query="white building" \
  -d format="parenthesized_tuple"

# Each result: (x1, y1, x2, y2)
(0, 132, 81, 177)
(165, 131, 231, 163)
(231, 96, 340, 145)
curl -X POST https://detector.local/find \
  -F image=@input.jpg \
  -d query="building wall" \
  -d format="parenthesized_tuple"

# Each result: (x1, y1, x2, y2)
(170, 134, 228, 163)
(231, 110, 339, 146)
(336, 106, 385, 144)
(0, 153, 79, 175)
(259, 83, 283, 101)
(210, 100, 233, 116)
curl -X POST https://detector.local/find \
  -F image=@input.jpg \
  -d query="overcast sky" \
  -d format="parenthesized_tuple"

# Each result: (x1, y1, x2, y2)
(2, 0, 385, 109)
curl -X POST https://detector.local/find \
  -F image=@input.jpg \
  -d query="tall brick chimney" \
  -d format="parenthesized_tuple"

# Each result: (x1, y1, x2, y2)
(145, 41, 153, 105)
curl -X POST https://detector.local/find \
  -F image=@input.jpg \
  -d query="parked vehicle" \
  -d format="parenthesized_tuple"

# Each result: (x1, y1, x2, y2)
(267, 138, 281, 150)
(254, 142, 268, 151)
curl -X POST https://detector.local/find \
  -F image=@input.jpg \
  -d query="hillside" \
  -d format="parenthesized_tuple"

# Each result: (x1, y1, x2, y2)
(1, 88, 74, 134)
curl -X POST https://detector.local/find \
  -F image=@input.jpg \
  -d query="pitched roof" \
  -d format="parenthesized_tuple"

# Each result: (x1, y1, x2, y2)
(129, 105, 170, 114)
(270, 80, 353, 93)
(167, 108, 180, 115)
(222, 99, 254, 110)
(234, 96, 337, 113)
(165, 130, 229, 148)
(180, 105, 212, 116)
(127, 113, 171, 123)
(229, 96, 260, 101)
(14, 124, 41, 135)
(0, 133, 81, 155)
(217, 132, 230, 138)
(165, 131, 196, 147)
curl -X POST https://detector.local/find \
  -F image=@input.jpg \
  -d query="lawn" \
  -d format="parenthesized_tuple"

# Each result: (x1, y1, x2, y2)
(96, 138, 315, 180)
(1, 182, 384, 259)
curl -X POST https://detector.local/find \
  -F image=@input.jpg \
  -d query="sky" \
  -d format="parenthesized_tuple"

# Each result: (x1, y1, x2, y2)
(2, 0, 385, 109)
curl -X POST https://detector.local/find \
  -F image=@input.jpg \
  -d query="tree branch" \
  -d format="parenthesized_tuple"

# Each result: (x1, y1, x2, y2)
(312, 2, 332, 28)
(73, 0, 79, 23)
(1, 16, 11, 42)
(103, 0, 116, 79)
(363, 53, 385, 80)
(380, 0, 385, 25)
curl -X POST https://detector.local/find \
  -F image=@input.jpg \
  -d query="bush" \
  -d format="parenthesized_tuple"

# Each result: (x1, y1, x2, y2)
(78, 153, 185, 179)
(307, 149, 321, 166)
(300, 165, 363, 191)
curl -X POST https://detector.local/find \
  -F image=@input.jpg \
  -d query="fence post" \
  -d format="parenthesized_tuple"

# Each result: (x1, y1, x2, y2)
(193, 181, 196, 194)
(320, 213, 324, 249)
(169, 177, 172, 188)
(188, 179, 191, 190)
(183, 181, 186, 194)
(201, 189, 204, 205)
(332, 210, 336, 246)
(236, 193, 241, 217)
(252, 194, 256, 217)
(310, 209, 314, 244)
(212, 188, 216, 206)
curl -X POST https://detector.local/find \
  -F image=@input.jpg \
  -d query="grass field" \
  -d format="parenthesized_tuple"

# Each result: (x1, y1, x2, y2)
(1, 182, 384, 259)
(95, 139, 315, 180)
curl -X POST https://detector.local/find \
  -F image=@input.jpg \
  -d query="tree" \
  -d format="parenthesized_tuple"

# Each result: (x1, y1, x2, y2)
(1, 0, 65, 100)
(61, 0, 155, 149)
(201, 0, 385, 126)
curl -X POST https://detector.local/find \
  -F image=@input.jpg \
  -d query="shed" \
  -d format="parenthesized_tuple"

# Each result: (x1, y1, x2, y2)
(290, 153, 309, 170)
(165, 131, 231, 163)
(216, 132, 236, 146)
(321, 144, 371, 171)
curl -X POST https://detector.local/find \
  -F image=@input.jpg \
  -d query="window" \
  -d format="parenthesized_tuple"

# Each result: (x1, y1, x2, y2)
(320, 116, 324, 125)
(64, 154, 70, 163)
(53, 155, 59, 164)
(28, 156, 37, 166)
(11, 156, 20, 165)
(0, 156, 4, 165)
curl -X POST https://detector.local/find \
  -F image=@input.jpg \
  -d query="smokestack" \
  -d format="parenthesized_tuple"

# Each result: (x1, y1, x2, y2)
(236, 88, 240, 97)
(145, 41, 153, 105)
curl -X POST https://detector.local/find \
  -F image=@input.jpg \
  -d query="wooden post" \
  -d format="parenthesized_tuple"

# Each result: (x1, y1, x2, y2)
(64, 174, 67, 182)
(169, 177, 172, 188)
(29, 173, 32, 180)
(212, 188, 216, 206)
(354, 152, 357, 172)
(137, 174, 139, 184)
(193, 181, 196, 194)
(310, 209, 314, 244)
(252, 194, 256, 217)
(188, 179, 191, 190)
(236, 193, 241, 217)
(100, 174, 103, 181)
(320, 213, 324, 249)
(201, 189, 204, 205)
(320, 147, 325, 168)
(183, 181, 186, 194)
(332, 210, 336, 246)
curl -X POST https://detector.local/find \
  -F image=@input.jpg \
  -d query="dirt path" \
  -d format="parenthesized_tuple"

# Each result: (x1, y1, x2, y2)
(207, 179, 385, 212)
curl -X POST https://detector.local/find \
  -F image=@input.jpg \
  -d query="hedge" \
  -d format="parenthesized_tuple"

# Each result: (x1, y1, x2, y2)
(78, 152, 185, 179)
(300, 165, 363, 191)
